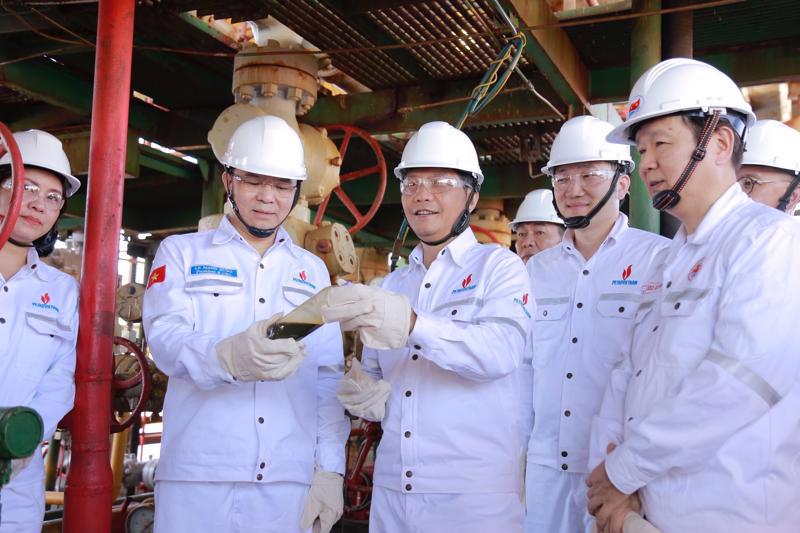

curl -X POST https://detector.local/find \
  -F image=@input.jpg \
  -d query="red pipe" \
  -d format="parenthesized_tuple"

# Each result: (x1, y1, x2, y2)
(63, 0, 135, 531)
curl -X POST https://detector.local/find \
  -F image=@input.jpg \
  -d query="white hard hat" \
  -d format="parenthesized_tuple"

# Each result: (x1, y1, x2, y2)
(741, 120, 800, 175)
(607, 58, 756, 145)
(0, 129, 80, 197)
(509, 189, 563, 230)
(543, 116, 634, 176)
(218, 115, 307, 181)
(394, 121, 484, 186)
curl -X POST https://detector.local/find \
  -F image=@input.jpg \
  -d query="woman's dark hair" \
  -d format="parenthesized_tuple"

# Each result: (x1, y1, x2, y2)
(0, 165, 67, 257)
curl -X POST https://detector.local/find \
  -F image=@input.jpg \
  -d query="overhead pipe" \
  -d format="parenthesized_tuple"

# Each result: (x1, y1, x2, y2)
(63, 0, 135, 531)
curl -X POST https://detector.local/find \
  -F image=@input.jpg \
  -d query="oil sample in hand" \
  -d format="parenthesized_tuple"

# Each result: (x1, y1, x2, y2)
(266, 321, 323, 340)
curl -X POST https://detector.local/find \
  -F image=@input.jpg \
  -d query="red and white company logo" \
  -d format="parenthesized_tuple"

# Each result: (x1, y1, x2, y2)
(41, 293, 50, 304)
(299, 271, 307, 281)
(621, 265, 633, 281)
(461, 274, 473, 289)
(522, 293, 529, 305)
(688, 259, 704, 281)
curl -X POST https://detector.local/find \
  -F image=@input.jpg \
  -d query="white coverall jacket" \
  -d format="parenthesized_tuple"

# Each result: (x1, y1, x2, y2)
(0, 249, 78, 533)
(592, 185, 800, 533)
(142, 219, 349, 490)
(524, 215, 668, 532)
(362, 228, 531, 497)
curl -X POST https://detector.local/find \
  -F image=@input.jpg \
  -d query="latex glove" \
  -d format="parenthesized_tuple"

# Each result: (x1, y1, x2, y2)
(592, 513, 661, 533)
(320, 284, 412, 350)
(336, 358, 391, 421)
(300, 470, 344, 533)
(216, 313, 307, 381)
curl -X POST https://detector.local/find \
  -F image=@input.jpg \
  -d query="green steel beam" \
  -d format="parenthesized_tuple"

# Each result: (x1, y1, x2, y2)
(628, 0, 661, 234)
(590, 43, 800, 102)
(307, 78, 562, 134)
(503, 0, 590, 109)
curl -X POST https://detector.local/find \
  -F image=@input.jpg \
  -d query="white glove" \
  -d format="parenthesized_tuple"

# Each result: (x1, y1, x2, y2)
(10, 456, 33, 481)
(336, 358, 391, 421)
(320, 284, 412, 350)
(300, 470, 344, 533)
(216, 313, 307, 381)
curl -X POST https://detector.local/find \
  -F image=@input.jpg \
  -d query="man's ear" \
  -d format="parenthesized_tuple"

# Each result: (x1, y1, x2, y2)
(468, 191, 480, 213)
(711, 125, 736, 168)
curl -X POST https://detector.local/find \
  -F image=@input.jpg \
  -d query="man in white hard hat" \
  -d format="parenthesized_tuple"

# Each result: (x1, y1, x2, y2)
(522, 116, 669, 533)
(736, 119, 800, 214)
(0, 130, 81, 533)
(319, 121, 531, 532)
(587, 58, 800, 533)
(142, 116, 349, 533)
(510, 189, 564, 264)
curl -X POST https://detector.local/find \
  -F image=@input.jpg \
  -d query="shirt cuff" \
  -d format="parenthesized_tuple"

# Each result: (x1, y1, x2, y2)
(408, 309, 446, 354)
(317, 444, 346, 476)
(605, 444, 646, 496)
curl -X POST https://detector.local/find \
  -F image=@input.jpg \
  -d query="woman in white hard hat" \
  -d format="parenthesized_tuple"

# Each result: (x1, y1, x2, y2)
(0, 130, 81, 533)
(587, 58, 800, 533)
(737, 119, 800, 214)
(319, 121, 531, 532)
(142, 115, 349, 533)
(522, 116, 669, 533)
(509, 189, 564, 264)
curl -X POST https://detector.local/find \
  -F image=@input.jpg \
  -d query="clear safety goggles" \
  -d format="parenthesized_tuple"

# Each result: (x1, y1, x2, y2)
(229, 171, 297, 198)
(1, 178, 65, 211)
(551, 168, 617, 191)
(399, 175, 469, 196)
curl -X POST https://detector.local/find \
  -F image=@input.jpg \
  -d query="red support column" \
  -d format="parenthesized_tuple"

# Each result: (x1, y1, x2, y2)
(63, 0, 135, 531)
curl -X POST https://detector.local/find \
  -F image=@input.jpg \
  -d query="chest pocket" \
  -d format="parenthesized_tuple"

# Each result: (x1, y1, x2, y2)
(17, 312, 74, 381)
(661, 287, 711, 318)
(185, 274, 244, 296)
(282, 285, 315, 312)
(531, 297, 570, 368)
(432, 295, 482, 322)
(596, 292, 639, 319)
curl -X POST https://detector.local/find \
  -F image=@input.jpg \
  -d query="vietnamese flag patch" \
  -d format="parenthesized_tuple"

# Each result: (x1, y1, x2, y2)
(147, 265, 166, 289)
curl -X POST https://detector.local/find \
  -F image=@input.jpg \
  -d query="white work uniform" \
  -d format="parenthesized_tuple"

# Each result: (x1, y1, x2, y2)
(361, 228, 531, 532)
(0, 249, 78, 533)
(142, 218, 349, 533)
(525, 214, 669, 533)
(595, 185, 800, 533)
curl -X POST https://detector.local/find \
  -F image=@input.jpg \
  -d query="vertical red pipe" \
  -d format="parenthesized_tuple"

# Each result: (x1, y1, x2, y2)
(63, 0, 135, 531)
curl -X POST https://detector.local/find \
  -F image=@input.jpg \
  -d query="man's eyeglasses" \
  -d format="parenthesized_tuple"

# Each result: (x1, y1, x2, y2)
(737, 175, 785, 195)
(551, 169, 617, 191)
(229, 171, 297, 197)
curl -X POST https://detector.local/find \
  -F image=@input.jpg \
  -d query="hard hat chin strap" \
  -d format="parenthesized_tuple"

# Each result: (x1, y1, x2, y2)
(226, 174, 301, 240)
(418, 188, 476, 246)
(8, 237, 33, 248)
(776, 174, 800, 213)
(552, 167, 622, 230)
(652, 110, 722, 211)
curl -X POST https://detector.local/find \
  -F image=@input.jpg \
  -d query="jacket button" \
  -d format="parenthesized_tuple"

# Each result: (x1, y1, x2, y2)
(405, 391, 412, 397)
(279, 238, 285, 243)
(666, 281, 672, 288)
(566, 372, 573, 379)
(404, 431, 411, 438)
(618, 306, 625, 313)
(628, 417, 634, 422)
(0, 318, 5, 324)
(405, 484, 412, 491)
(257, 474, 263, 480)
(260, 462, 266, 469)
(564, 410, 571, 417)
(582, 269, 589, 276)
(2, 286, 7, 292)
(652, 325, 658, 332)
(413, 345, 421, 350)
(405, 471, 413, 478)
(561, 464, 568, 471)
(259, 263, 264, 269)
(258, 417, 264, 424)
(636, 369, 642, 377)
(451, 309, 457, 315)
(571, 337, 578, 344)
(543, 310, 548, 316)
(259, 297, 266, 304)
(31, 264, 37, 269)
(411, 354, 419, 361)
(424, 283, 431, 289)
(576, 303, 583, 309)
(213, 293, 219, 297)
(561, 451, 568, 457)
(674, 302, 681, 310)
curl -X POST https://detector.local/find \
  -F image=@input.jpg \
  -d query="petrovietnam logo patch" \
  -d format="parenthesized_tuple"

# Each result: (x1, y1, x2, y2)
(514, 293, 531, 318)
(612, 264, 638, 286)
(628, 95, 643, 118)
(292, 270, 316, 289)
(688, 258, 704, 281)
(32, 292, 59, 312)
(451, 273, 477, 294)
